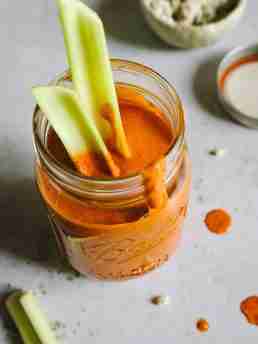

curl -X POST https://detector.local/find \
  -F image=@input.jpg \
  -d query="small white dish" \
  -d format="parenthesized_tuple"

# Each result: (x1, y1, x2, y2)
(140, 0, 246, 49)
(217, 43, 258, 129)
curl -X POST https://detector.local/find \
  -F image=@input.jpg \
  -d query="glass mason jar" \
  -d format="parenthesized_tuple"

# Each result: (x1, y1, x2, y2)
(33, 59, 191, 280)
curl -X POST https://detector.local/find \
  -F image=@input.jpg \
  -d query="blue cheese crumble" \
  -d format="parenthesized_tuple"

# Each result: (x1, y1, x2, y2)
(145, 0, 238, 26)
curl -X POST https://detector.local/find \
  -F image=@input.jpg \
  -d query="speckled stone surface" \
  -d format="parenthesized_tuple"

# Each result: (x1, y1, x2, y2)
(1, 1, 258, 343)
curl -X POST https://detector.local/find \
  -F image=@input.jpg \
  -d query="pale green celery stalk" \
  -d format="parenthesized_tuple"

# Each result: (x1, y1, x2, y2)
(33, 86, 120, 177)
(20, 292, 59, 344)
(6, 292, 41, 344)
(57, 0, 131, 158)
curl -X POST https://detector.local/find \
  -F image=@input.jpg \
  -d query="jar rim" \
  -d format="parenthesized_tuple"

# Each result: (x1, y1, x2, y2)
(33, 59, 185, 195)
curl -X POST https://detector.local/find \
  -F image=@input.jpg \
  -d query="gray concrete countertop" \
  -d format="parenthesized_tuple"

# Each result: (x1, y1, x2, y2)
(1, 0, 258, 342)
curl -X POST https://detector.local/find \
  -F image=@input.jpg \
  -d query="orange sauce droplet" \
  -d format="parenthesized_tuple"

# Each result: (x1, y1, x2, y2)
(204, 209, 232, 235)
(240, 296, 258, 326)
(196, 319, 209, 332)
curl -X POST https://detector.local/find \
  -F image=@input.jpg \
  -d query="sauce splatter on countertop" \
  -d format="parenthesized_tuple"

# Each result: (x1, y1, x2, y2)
(204, 209, 232, 235)
(196, 319, 209, 332)
(241, 296, 258, 326)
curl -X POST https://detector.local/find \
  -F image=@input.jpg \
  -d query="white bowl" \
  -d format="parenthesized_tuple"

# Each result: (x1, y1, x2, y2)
(141, 0, 247, 49)
(217, 43, 258, 128)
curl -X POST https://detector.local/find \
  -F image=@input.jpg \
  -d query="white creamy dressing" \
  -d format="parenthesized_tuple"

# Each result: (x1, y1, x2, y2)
(224, 61, 258, 119)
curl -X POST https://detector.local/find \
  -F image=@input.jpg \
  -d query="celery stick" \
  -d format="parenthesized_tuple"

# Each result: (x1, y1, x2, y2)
(20, 292, 59, 344)
(33, 86, 91, 156)
(33, 86, 120, 177)
(6, 292, 41, 344)
(57, 0, 131, 158)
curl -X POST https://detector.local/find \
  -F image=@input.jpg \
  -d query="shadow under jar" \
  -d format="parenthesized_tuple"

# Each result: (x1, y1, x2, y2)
(33, 59, 191, 280)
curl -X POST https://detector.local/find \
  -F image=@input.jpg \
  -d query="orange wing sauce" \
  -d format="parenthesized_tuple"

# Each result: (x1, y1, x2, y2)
(73, 150, 120, 178)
